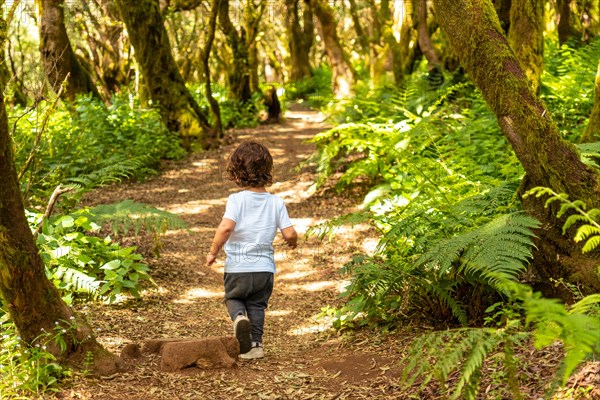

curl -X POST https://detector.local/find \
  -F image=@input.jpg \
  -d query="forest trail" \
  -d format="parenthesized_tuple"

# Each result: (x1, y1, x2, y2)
(53, 108, 407, 400)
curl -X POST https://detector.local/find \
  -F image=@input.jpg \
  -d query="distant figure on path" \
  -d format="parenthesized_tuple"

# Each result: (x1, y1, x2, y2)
(206, 142, 298, 359)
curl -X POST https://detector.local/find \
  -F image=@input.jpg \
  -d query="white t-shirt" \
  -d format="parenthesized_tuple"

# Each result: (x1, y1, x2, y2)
(223, 190, 293, 273)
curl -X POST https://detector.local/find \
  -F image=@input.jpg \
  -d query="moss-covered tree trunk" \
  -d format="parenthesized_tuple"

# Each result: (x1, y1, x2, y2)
(0, 14, 120, 375)
(285, 0, 314, 81)
(201, 0, 222, 136)
(508, 0, 544, 93)
(433, 0, 600, 299)
(245, 0, 266, 94)
(218, 0, 252, 103)
(398, 0, 420, 75)
(80, 0, 130, 98)
(38, 0, 101, 102)
(380, 0, 405, 86)
(557, 0, 573, 45)
(348, 0, 369, 53)
(581, 61, 600, 143)
(313, 0, 355, 98)
(115, 0, 213, 146)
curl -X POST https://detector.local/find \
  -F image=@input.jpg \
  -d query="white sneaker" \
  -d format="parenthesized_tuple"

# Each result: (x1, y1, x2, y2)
(239, 344, 264, 360)
(233, 315, 252, 354)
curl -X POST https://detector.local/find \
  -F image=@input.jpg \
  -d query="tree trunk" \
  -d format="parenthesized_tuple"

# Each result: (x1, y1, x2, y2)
(218, 0, 252, 103)
(201, 0, 222, 138)
(313, 0, 355, 98)
(115, 0, 213, 147)
(80, 0, 130, 98)
(39, 0, 101, 102)
(0, 15, 121, 375)
(580, 61, 600, 143)
(433, 0, 600, 299)
(397, 0, 420, 75)
(348, 0, 369, 53)
(557, 0, 573, 45)
(285, 0, 314, 81)
(416, 0, 441, 71)
(380, 0, 405, 87)
(245, 0, 266, 94)
(508, 0, 544, 93)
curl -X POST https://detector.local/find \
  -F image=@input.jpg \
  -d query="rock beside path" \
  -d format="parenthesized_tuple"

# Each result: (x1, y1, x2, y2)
(121, 336, 239, 371)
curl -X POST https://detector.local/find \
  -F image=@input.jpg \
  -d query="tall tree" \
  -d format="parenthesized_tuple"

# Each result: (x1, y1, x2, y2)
(580, 61, 600, 143)
(77, 0, 131, 97)
(380, 0, 405, 86)
(433, 0, 600, 299)
(0, 9, 120, 375)
(312, 0, 355, 98)
(201, 0, 222, 136)
(347, 0, 369, 53)
(508, 0, 544, 93)
(245, 0, 267, 94)
(285, 0, 314, 81)
(557, 0, 574, 44)
(218, 0, 263, 103)
(416, 0, 442, 72)
(114, 0, 214, 147)
(38, 0, 101, 101)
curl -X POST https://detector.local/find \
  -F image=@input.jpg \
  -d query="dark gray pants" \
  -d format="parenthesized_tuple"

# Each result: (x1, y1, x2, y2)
(224, 272, 274, 344)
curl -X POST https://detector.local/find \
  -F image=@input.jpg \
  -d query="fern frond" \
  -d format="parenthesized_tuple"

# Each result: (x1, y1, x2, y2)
(451, 330, 502, 400)
(87, 200, 187, 236)
(568, 294, 600, 315)
(305, 212, 371, 241)
(50, 265, 102, 297)
(417, 213, 539, 291)
(64, 156, 149, 191)
(424, 282, 469, 326)
(581, 234, 600, 253)
(576, 142, 600, 169)
(402, 327, 527, 399)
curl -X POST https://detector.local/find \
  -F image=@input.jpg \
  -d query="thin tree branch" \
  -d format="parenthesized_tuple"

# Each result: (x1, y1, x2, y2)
(34, 184, 75, 236)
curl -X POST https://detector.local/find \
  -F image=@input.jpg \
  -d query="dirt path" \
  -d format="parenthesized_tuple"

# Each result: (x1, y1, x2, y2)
(52, 110, 406, 400)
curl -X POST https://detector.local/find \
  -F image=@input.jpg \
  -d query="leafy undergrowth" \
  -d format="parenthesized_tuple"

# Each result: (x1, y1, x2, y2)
(26, 109, 595, 400)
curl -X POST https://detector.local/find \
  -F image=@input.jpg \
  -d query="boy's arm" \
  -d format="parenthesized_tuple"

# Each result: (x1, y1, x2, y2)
(206, 218, 236, 266)
(281, 226, 298, 249)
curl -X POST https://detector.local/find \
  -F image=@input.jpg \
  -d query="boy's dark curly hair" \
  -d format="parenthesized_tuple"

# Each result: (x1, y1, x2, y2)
(226, 141, 273, 187)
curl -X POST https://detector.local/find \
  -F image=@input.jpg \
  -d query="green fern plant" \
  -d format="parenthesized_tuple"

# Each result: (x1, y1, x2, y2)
(32, 207, 162, 304)
(399, 189, 600, 398)
(525, 186, 600, 253)
(402, 326, 528, 400)
(86, 200, 188, 237)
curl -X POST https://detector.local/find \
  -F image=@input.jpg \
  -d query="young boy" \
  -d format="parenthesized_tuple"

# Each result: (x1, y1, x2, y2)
(206, 141, 298, 359)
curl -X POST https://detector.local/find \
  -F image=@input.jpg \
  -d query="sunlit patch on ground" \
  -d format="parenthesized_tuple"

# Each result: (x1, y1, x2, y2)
(267, 309, 293, 317)
(289, 314, 335, 336)
(276, 270, 315, 280)
(288, 280, 340, 292)
(174, 288, 223, 303)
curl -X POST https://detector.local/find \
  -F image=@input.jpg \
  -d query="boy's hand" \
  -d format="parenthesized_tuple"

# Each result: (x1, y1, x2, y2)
(206, 253, 218, 266)
(281, 226, 298, 249)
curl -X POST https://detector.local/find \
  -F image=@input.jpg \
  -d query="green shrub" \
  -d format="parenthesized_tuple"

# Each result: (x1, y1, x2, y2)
(0, 313, 69, 398)
(308, 37, 600, 398)
(12, 94, 185, 205)
(283, 65, 333, 108)
(190, 83, 265, 128)
(28, 200, 186, 304)
(541, 37, 600, 142)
